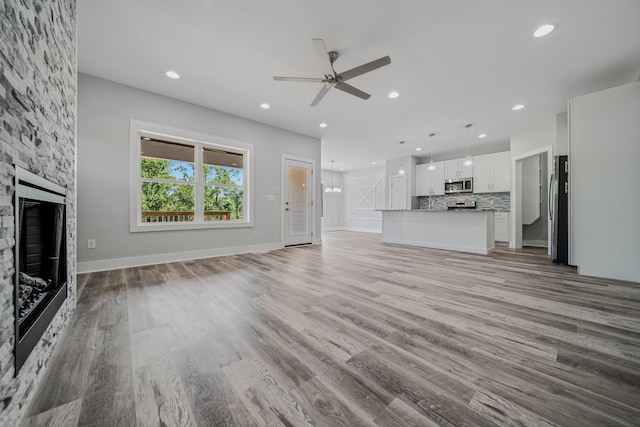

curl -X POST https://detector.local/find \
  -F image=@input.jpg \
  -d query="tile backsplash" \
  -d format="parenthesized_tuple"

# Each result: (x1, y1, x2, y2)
(414, 192, 510, 211)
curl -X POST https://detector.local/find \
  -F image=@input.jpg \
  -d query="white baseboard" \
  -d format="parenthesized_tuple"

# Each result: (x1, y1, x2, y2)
(523, 239, 548, 248)
(78, 242, 284, 273)
(322, 226, 382, 234)
(341, 227, 382, 234)
(321, 226, 344, 232)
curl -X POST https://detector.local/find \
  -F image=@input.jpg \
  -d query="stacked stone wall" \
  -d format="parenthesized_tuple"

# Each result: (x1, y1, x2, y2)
(0, 0, 76, 424)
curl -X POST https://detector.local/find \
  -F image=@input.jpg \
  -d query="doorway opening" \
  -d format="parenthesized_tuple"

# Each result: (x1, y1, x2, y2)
(512, 146, 553, 253)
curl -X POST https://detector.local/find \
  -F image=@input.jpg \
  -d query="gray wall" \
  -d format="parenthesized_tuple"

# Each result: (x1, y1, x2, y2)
(0, 1, 77, 424)
(569, 81, 640, 282)
(77, 74, 320, 272)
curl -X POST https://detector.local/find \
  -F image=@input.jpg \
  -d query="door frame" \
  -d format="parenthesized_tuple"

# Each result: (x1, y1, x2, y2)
(510, 145, 553, 252)
(281, 154, 318, 246)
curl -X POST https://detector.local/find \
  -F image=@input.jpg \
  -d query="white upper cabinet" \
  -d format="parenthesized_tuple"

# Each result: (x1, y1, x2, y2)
(473, 151, 511, 193)
(431, 162, 445, 195)
(444, 158, 473, 180)
(415, 162, 445, 196)
(473, 154, 492, 193)
(416, 164, 429, 196)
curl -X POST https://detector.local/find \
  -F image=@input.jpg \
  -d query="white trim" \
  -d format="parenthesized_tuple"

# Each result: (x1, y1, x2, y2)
(129, 119, 254, 232)
(78, 242, 283, 274)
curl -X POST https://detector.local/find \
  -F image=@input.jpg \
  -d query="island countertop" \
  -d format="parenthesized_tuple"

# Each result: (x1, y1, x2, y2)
(381, 209, 495, 254)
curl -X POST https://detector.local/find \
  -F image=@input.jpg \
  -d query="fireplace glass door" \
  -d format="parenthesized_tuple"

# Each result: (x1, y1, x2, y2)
(14, 167, 68, 374)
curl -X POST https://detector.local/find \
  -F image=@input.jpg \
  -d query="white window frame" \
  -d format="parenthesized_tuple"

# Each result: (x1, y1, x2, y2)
(130, 119, 253, 232)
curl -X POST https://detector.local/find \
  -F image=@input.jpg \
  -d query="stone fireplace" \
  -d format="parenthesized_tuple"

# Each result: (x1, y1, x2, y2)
(14, 168, 68, 374)
(0, 0, 77, 424)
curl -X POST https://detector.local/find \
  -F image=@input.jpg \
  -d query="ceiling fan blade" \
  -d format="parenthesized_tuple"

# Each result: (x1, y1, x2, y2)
(335, 82, 370, 100)
(273, 76, 325, 83)
(338, 56, 391, 82)
(310, 85, 331, 107)
(312, 38, 335, 77)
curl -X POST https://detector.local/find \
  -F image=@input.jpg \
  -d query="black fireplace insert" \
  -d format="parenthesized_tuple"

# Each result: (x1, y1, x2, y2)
(14, 167, 68, 374)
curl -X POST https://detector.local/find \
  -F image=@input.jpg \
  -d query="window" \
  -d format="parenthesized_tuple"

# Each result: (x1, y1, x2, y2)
(130, 121, 252, 231)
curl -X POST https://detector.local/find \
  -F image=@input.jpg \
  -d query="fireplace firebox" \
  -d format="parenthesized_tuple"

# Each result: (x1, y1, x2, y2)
(14, 167, 68, 374)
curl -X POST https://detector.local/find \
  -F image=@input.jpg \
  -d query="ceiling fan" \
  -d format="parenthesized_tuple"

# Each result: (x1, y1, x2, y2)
(273, 39, 391, 107)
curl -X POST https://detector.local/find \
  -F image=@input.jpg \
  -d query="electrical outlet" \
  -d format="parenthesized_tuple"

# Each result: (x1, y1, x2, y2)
(87, 239, 96, 249)
(254, 230, 259, 236)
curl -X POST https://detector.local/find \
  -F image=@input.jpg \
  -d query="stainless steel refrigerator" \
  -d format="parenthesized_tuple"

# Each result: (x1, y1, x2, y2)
(549, 155, 568, 264)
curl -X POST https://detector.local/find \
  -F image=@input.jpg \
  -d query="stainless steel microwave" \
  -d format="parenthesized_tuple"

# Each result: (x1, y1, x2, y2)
(444, 178, 473, 194)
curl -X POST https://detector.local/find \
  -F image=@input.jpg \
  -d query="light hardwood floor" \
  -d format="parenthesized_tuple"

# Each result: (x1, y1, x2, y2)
(23, 231, 640, 426)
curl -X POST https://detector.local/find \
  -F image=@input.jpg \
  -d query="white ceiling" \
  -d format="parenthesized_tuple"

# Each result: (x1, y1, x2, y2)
(78, 0, 640, 171)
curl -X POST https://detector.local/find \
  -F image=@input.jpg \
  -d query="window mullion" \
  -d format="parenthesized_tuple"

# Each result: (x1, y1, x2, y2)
(194, 144, 204, 222)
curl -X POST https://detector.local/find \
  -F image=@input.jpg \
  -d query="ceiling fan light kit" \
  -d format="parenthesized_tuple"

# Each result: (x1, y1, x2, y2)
(274, 38, 391, 107)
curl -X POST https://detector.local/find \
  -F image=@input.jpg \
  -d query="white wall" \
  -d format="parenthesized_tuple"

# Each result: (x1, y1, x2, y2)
(77, 74, 321, 272)
(569, 81, 640, 282)
(510, 116, 558, 158)
(342, 165, 386, 233)
(320, 168, 343, 230)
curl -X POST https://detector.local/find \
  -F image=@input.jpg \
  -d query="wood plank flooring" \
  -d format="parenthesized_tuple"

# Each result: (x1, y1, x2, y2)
(23, 231, 640, 426)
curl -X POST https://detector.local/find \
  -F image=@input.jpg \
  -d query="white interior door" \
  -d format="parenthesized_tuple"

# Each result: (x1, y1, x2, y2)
(284, 159, 313, 246)
(389, 175, 407, 210)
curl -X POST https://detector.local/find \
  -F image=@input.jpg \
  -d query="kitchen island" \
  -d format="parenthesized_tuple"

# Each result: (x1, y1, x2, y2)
(381, 209, 495, 254)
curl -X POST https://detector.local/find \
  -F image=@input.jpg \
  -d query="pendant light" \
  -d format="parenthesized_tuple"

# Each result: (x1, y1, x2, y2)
(397, 141, 406, 175)
(427, 133, 436, 171)
(463, 124, 474, 166)
(325, 160, 341, 193)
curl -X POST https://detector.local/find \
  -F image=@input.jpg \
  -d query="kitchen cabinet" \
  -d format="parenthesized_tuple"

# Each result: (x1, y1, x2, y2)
(444, 157, 473, 180)
(473, 151, 511, 193)
(415, 162, 445, 196)
(494, 212, 510, 242)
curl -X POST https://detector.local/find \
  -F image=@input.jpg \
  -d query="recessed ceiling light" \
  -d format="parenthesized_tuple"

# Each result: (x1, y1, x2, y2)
(319, 122, 328, 128)
(415, 147, 422, 151)
(512, 104, 525, 111)
(478, 133, 487, 138)
(339, 167, 344, 171)
(388, 91, 400, 99)
(165, 70, 180, 79)
(533, 24, 556, 38)
(260, 102, 270, 109)
(371, 161, 377, 165)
